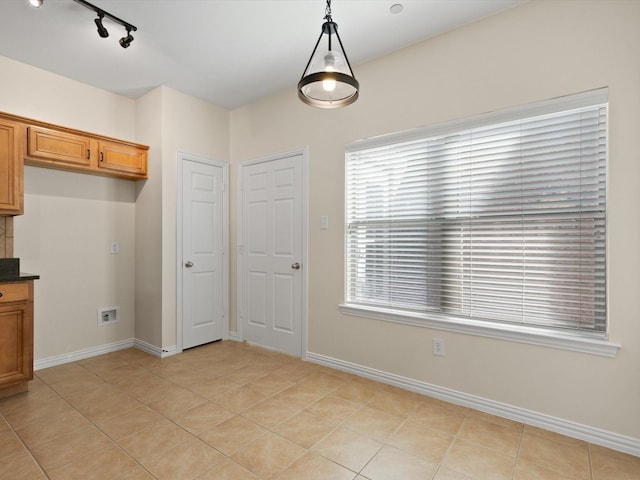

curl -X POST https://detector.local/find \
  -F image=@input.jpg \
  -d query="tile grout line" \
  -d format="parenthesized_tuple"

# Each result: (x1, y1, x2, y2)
(510, 422, 525, 480)
(0, 410, 50, 479)
(435, 406, 471, 479)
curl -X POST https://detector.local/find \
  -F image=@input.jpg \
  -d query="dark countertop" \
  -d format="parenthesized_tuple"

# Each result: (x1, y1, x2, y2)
(0, 273, 40, 282)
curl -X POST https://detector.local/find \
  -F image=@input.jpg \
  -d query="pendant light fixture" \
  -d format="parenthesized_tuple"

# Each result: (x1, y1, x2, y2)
(298, 0, 359, 108)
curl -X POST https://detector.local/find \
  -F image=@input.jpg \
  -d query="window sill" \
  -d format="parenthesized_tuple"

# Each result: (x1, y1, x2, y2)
(339, 303, 621, 357)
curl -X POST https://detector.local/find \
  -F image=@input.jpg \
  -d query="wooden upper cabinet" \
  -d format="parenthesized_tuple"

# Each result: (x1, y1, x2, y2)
(0, 118, 23, 215)
(97, 139, 147, 179)
(27, 125, 93, 169)
(14, 114, 148, 181)
(0, 111, 149, 219)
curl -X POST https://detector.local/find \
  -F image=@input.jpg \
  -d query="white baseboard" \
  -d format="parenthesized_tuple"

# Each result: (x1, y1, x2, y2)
(160, 345, 178, 358)
(133, 339, 178, 358)
(34, 338, 179, 370)
(34, 338, 135, 370)
(35, 335, 228, 371)
(305, 351, 640, 458)
(228, 331, 239, 341)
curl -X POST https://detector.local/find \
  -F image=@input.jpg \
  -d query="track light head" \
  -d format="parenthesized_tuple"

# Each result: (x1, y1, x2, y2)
(71, 1, 137, 49)
(94, 13, 109, 38)
(119, 28, 134, 48)
(28, 0, 44, 7)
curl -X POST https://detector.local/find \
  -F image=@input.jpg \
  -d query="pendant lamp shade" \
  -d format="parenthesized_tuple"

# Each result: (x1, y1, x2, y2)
(298, 1, 359, 108)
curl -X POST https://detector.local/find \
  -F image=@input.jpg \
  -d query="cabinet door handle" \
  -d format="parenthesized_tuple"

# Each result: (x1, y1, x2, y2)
(100, 152, 104, 162)
(0, 292, 3, 298)
(87, 149, 90, 160)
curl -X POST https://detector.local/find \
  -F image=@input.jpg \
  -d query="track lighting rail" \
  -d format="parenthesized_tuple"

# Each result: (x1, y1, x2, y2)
(72, 0, 137, 34)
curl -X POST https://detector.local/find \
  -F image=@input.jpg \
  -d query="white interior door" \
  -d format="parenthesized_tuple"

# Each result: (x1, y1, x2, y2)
(182, 158, 225, 349)
(240, 152, 304, 356)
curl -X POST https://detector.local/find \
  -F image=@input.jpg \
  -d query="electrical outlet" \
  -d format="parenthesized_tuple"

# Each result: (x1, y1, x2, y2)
(433, 337, 445, 356)
(110, 241, 120, 254)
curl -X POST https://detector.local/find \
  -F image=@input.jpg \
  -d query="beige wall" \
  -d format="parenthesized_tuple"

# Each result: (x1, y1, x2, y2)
(230, 0, 640, 440)
(135, 86, 229, 350)
(134, 87, 164, 348)
(160, 87, 229, 349)
(0, 56, 138, 359)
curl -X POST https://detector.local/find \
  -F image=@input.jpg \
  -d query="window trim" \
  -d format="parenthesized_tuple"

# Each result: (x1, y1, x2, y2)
(339, 303, 620, 357)
(343, 89, 618, 356)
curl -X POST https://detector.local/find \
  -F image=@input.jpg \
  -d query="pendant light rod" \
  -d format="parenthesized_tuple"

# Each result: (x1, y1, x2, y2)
(299, 33, 325, 80)
(333, 24, 355, 79)
(326, 0, 333, 51)
(72, 0, 137, 33)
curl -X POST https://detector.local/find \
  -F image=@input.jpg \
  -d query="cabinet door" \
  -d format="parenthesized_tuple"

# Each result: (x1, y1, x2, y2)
(0, 282, 33, 388)
(27, 125, 93, 168)
(0, 306, 31, 387)
(0, 118, 23, 215)
(98, 140, 148, 179)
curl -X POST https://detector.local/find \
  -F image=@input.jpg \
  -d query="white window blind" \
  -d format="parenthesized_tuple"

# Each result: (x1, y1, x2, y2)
(345, 91, 607, 336)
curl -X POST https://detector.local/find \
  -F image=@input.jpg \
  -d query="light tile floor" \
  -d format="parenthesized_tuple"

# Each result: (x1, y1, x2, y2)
(0, 341, 638, 480)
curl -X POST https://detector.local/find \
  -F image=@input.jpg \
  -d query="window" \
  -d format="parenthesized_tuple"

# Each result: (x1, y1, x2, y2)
(344, 90, 610, 350)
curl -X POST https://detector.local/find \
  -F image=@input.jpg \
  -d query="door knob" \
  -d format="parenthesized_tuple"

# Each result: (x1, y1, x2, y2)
(185, 261, 194, 268)
(291, 262, 301, 270)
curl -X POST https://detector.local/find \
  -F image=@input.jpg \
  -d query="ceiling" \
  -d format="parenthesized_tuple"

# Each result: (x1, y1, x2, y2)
(0, 0, 524, 110)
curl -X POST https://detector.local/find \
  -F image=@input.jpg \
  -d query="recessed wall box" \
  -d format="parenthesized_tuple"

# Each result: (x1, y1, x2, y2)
(97, 306, 119, 326)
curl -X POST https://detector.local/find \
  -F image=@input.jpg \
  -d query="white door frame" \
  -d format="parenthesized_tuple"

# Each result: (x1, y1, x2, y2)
(176, 152, 229, 353)
(237, 147, 308, 359)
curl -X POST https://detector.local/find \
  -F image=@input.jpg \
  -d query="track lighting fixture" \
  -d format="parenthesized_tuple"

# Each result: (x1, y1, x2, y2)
(119, 28, 134, 49)
(94, 12, 109, 38)
(298, 0, 359, 108)
(27, 0, 135, 47)
(72, 0, 137, 47)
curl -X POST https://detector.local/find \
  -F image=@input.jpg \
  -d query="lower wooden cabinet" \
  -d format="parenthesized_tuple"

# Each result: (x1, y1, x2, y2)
(0, 280, 34, 398)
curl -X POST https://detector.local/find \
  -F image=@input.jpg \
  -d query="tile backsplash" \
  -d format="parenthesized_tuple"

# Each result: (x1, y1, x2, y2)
(0, 216, 14, 258)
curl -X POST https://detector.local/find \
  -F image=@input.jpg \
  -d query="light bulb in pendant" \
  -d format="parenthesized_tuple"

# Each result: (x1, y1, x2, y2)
(323, 78, 336, 92)
(322, 52, 337, 91)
